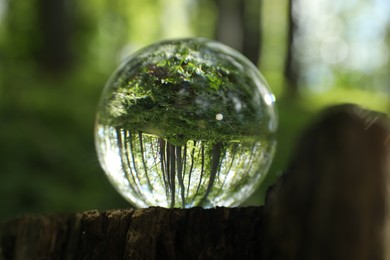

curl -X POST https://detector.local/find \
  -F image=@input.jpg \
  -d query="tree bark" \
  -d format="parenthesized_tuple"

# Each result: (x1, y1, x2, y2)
(0, 207, 263, 260)
(1, 104, 389, 260)
(262, 104, 390, 259)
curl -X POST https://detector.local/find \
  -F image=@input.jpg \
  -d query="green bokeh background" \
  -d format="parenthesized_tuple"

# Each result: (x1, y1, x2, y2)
(0, 0, 389, 221)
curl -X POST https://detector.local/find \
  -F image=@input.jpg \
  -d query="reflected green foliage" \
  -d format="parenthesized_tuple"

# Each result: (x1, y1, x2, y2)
(100, 39, 275, 145)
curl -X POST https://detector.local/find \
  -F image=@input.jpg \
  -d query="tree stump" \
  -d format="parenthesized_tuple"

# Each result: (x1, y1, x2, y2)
(1, 104, 389, 260)
(262, 104, 390, 260)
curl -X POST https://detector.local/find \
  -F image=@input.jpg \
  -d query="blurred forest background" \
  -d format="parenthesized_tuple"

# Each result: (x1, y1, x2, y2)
(0, 0, 389, 221)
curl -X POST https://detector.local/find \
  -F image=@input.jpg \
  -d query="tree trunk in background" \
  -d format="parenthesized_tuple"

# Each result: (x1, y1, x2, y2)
(214, 0, 262, 65)
(38, 0, 73, 74)
(240, 0, 262, 65)
(284, 0, 299, 96)
(1, 104, 389, 259)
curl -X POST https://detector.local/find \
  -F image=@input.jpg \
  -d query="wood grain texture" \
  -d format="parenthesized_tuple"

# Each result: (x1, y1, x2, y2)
(0, 207, 262, 260)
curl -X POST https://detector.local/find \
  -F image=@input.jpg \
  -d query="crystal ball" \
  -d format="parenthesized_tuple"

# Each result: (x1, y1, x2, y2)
(95, 38, 277, 208)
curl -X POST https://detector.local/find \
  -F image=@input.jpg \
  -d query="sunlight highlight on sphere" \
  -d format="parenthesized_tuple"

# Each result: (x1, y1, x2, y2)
(95, 38, 277, 208)
(216, 113, 224, 121)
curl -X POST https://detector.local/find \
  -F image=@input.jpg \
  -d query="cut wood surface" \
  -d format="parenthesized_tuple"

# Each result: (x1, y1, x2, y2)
(1, 104, 389, 260)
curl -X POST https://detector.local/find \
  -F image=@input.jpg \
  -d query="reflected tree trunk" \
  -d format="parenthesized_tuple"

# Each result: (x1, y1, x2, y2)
(112, 129, 254, 208)
(200, 142, 223, 205)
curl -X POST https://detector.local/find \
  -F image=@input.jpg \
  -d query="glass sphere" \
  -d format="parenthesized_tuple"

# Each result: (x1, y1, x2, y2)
(95, 38, 277, 208)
